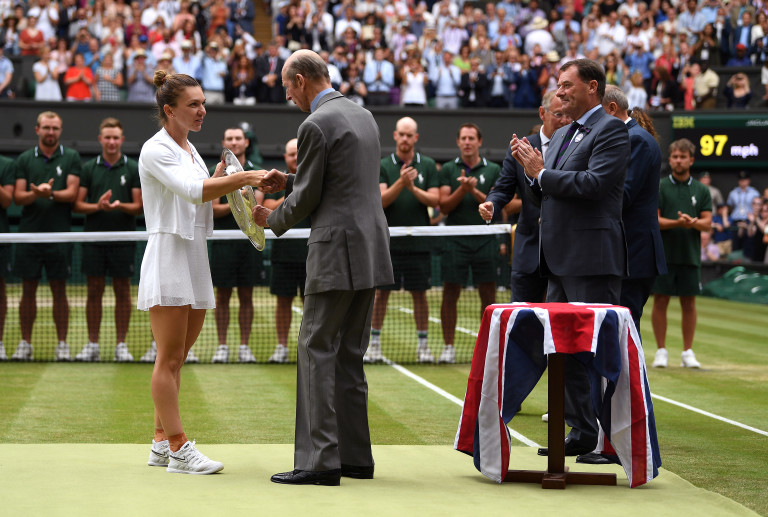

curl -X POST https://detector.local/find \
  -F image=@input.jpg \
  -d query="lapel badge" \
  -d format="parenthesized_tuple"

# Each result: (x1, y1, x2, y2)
(574, 133, 584, 143)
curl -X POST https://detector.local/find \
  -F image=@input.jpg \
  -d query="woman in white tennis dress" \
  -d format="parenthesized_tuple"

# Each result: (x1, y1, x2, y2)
(138, 70, 270, 475)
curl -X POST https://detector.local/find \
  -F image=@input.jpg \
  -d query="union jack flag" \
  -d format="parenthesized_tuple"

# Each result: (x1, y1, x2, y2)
(455, 303, 661, 488)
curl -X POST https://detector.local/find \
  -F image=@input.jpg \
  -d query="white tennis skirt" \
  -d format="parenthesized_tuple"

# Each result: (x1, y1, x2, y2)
(137, 227, 215, 311)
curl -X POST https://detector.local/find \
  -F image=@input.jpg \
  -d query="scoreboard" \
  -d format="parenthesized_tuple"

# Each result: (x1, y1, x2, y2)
(670, 114, 768, 168)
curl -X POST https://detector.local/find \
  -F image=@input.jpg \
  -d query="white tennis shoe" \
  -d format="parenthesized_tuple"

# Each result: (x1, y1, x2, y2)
(76, 342, 100, 362)
(238, 345, 257, 363)
(268, 345, 289, 364)
(417, 344, 434, 363)
(148, 440, 170, 467)
(0, 342, 7, 361)
(211, 345, 229, 363)
(185, 347, 200, 364)
(139, 341, 157, 363)
(114, 342, 134, 362)
(652, 348, 668, 368)
(681, 349, 701, 368)
(167, 441, 223, 475)
(364, 343, 383, 363)
(11, 340, 33, 361)
(438, 345, 456, 364)
(55, 341, 72, 362)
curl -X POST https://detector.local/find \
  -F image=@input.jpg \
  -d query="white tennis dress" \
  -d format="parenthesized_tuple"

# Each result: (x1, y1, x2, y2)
(137, 129, 215, 311)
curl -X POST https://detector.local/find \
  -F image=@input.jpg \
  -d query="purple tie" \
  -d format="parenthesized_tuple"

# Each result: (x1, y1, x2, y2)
(555, 121, 581, 167)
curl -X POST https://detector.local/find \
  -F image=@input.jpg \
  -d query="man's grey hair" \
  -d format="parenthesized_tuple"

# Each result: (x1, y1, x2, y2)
(284, 50, 331, 85)
(603, 84, 629, 112)
(541, 90, 557, 111)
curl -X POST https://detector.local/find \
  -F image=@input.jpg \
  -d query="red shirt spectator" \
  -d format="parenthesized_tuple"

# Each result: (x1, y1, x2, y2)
(64, 53, 94, 101)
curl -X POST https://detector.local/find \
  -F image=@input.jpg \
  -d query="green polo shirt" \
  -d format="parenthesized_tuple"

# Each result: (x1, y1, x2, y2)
(209, 159, 258, 231)
(658, 174, 712, 267)
(81, 154, 141, 232)
(264, 174, 310, 263)
(14, 145, 82, 232)
(0, 155, 14, 233)
(439, 156, 501, 226)
(380, 152, 439, 227)
(381, 152, 439, 253)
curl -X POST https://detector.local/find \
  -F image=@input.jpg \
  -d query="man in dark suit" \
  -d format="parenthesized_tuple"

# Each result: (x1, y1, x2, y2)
(511, 59, 630, 457)
(602, 86, 667, 335)
(254, 40, 286, 104)
(253, 50, 393, 486)
(575, 86, 668, 465)
(480, 90, 570, 303)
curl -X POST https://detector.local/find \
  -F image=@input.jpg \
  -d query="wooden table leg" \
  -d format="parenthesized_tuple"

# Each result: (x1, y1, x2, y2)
(504, 353, 616, 489)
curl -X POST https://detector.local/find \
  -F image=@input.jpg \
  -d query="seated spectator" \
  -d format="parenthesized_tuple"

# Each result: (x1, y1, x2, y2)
(691, 60, 719, 109)
(0, 52, 14, 98)
(700, 171, 725, 207)
(512, 53, 539, 108)
(692, 23, 722, 66)
(726, 43, 753, 66)
(1, 15, 20, 57)
(429, 50, 461, 109)
(744, 198, 768, 262)
(724, 72, 752, 108)
(228, 53, 258, 105)
(711, 203, 734, 257)
(453, 43, 471, 73)
(459, 57, 488, 107)
(363, 47, 395, 106)
(173, 39, 201, 78)
(486, 50, 513, 108)
(339, 62, 367, 106)
(626, 70, 648, 109)
(701, 231, 721, 262)
(400, 54, 428, 107)
(33, 45, 63, 100)
(19, 15, 45, 57)
(125, 48, 155, 102)
(64, 52, 94, 101)
(94, 51, 123, 101)
(649, 65, 679, 111)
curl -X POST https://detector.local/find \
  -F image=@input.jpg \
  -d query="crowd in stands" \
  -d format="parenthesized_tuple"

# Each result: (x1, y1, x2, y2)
(2, 0, 768, 108)
(700, 170, 768, 263)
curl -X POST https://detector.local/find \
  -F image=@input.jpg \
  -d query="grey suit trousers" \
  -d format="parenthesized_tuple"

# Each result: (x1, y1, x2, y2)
(294, 288, 376, 471)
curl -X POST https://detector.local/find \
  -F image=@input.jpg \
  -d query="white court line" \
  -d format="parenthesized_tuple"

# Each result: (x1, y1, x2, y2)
(384, 358, 540, 448)
(651, 393, 768, 437)
(397, 307, 478, 337)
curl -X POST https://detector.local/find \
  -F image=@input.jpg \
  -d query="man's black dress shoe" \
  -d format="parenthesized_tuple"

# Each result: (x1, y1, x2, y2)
(576, 452, 621, 465)
(341, 464, 374, 479)
(537, 438, 596, 457)
(270, 469, 341, 486)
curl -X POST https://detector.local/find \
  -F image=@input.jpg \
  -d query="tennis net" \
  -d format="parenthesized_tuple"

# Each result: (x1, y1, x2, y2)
(0, 225, 513, 364)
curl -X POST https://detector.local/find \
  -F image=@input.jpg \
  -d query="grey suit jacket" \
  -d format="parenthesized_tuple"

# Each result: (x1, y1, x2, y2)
(538, 106, 630, 277)
(267, 91, 394, 295)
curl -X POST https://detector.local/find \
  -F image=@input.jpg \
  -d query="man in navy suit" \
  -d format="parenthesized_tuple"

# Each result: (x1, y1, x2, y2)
(602, 86, 667, 335)
(479, 90, 570, 303)
(511, 59, 630, 457)
(575, 86, 668, 465)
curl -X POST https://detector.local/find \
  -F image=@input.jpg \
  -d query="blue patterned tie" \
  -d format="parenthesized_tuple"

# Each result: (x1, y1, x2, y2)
(555, 121, 581, 167)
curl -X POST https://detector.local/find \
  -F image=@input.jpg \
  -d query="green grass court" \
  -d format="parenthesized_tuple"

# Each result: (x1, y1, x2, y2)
(1, 296, 767, 516)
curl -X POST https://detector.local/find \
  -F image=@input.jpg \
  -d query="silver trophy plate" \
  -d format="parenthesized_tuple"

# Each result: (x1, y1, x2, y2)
(221, 148, 265, 251)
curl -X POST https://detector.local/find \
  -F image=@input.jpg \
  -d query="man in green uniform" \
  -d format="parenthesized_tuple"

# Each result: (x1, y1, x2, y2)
(73, 118, 143, 362)
(11, 111, 81, 361)
(209, 126, 264, 364)
(264, 138, 310, 364)
(0, 154, 14, 361)
(651, 138, 712, 369)
(365, 117, 440, 364)
(438, 123, 501, 364)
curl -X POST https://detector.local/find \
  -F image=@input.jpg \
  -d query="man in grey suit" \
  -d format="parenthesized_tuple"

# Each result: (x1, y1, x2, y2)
(253, 50, 393, 486)
(479, 90, 570, 303)
(511, 59, 630, 457)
